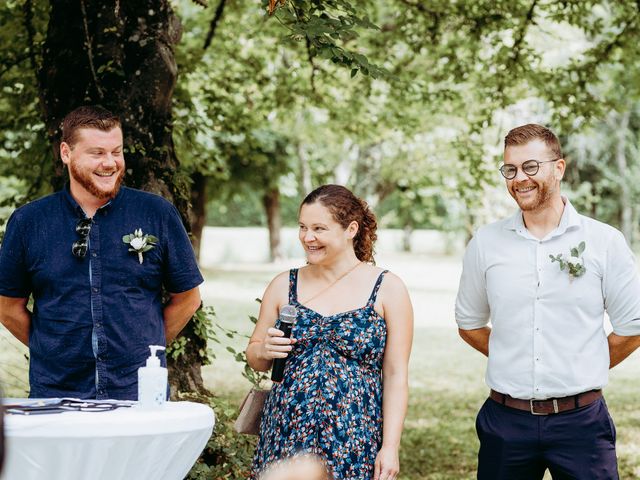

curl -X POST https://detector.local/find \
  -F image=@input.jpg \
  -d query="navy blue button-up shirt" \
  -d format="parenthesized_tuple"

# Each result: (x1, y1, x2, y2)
(0, 186, 203, 400)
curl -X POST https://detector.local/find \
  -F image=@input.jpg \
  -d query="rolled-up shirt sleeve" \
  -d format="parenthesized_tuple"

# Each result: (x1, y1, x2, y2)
(455, 234, 491, 330)
(161, 203, 204, 294)
(0, 210, 31, 298)
(604, 229, 640, 336)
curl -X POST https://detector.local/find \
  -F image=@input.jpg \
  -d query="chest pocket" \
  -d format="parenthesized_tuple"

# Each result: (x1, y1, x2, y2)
(100, 223, 164, 293)
(113, 247, 163, 291)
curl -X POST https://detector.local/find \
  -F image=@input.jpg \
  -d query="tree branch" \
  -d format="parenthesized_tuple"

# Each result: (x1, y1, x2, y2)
(572, 11, 640, 77)
(22, 0, 39, 75)
(0, 53, 31, 81)
(491, 0, 539, 111)
(396, 0, 430, 13)
(292, 5, 317, 93)
(305, 36, 317, 93)
(203, 0, 227, 50)
(597, 14, 639, 61)
(80, 0, 104, 99)
(509, 0, 539, 67)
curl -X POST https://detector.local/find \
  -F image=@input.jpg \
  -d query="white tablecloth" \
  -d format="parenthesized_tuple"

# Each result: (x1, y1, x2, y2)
(1, 400, 215, 480)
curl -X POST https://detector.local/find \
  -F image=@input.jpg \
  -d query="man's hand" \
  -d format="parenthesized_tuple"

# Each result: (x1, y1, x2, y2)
(608, 332, 640, 368)
(0, 296, 31, 346)
(163, 287, 201, 343)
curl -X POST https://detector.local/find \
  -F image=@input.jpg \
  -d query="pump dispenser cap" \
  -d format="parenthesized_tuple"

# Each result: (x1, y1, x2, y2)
(146, 345, 165, 367)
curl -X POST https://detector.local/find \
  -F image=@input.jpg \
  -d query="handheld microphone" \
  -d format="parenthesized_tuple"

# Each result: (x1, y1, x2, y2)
(271, 304, 298, 383)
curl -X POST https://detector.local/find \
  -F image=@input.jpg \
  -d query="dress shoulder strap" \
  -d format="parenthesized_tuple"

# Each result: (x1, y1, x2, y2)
(288, 268, 299, 304)
(366, 269, 389, 307)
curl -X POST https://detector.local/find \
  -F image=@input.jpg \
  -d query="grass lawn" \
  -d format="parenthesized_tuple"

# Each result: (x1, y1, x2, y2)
(199, 254, 640, 479)
(2, 252, 640, 478)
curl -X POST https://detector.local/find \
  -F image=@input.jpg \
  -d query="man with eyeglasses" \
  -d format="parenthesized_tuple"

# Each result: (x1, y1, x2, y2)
(455, 124, 640, 479)
(0, 105, 203, 400)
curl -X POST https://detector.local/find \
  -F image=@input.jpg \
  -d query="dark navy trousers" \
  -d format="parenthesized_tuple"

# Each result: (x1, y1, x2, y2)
(476, 397, 618, 479)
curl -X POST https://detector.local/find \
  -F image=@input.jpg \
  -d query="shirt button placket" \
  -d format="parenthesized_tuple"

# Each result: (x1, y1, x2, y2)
(533, 240, 543, 394)
(90, 223, 107, 399)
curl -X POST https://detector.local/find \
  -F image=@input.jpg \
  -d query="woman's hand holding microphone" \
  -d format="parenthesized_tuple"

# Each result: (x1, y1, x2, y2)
(260, 327, 297, 361)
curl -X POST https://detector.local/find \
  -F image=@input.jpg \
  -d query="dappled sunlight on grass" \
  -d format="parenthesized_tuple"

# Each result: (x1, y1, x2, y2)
(1, 255, 639, 478)
(202, 259, 640, 479)
(0, 327, 29, 397)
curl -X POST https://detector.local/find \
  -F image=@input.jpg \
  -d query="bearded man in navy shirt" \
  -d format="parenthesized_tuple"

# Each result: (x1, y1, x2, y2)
(0, 105, 203, 400)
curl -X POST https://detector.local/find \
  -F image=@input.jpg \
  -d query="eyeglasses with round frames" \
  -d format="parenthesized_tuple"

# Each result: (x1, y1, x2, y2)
(499, 158, 561, 180)
(72, 218, 92, 258)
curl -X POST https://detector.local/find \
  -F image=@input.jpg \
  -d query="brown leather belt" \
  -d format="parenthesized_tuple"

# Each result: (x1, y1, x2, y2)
(490, 389, 602, 415)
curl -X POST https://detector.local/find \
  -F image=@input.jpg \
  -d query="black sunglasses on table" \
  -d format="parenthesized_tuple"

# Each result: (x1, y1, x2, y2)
(5, 399, 134, 415)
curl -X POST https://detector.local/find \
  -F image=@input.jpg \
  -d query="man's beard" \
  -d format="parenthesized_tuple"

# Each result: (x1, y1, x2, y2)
(69, 161, 124, 200)
(510, 179, 554, 212)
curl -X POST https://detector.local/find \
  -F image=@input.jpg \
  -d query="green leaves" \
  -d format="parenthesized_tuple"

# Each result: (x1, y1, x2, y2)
(122, 229, 158, 263)
(268, 0, 387, 78)
(550, 242, 587, 280)
(570, 241, 586, 258)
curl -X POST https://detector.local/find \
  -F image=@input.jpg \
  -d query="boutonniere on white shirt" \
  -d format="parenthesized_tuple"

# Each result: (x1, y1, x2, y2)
(549, 241, 586, 280)
(122, 229, 158, 264)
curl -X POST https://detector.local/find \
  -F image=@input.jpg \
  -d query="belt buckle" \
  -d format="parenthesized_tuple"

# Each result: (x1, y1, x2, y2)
(530, 399, 558, 415)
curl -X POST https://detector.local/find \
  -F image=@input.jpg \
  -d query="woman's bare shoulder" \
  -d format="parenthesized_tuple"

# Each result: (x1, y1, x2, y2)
(376, 269, 408, 294)
(264, 269, 292, 291)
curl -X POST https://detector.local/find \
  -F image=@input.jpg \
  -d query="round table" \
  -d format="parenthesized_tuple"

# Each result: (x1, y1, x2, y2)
(1, 400, 214, 480)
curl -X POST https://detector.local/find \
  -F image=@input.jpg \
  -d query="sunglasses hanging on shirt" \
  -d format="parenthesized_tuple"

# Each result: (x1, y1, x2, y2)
(72, 218, 92, 258)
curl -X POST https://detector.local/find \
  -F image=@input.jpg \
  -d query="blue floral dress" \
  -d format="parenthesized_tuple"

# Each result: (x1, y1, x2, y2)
(251, 268, 388, 479)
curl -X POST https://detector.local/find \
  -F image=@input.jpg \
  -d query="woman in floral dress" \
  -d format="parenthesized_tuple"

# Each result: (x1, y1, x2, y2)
(246, 184, 414, 480)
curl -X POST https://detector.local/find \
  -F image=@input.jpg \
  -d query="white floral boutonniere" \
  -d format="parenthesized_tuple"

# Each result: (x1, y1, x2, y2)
(122, 229, 158, 264)
(549, 241, 586, 280)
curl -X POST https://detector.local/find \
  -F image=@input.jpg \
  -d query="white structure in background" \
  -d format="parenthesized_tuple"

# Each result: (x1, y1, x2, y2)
(198, 227, 463, 267)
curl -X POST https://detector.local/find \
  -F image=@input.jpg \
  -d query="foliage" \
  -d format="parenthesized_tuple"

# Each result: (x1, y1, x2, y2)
(0, 0, 51, 206)
(181, 304, 269, 479)
(168, 301, 270, 387)
(0, 176, 27, 241)
(239, 308, 271, 388)
(168, 306, 228, 366)
(181, 391, 258, 480)
(3, 0, 640, 244)
(264, 0, 387, 78)
(563, 102, 640, 244)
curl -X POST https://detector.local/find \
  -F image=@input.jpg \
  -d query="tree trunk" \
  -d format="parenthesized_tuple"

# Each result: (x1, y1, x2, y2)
(402, 224, 413, 252)
(297, 142, 313, 196)
(263, 187, 283, 262)
(38, 0, 206, 396)
(190, 172, 207, 260)
(615, 110, 632, 244)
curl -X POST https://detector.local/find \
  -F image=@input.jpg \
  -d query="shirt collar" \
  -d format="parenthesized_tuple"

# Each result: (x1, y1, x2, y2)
(555, 197, 581, 236)
(503, 196, 581, 238)
(62, 183, 125, 218)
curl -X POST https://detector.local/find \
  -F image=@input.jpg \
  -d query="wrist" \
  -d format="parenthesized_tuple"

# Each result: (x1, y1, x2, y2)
(381, 441, 400, 450)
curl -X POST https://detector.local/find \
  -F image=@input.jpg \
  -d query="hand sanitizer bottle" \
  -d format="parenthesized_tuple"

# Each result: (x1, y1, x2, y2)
(137, 345, 168, 408)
